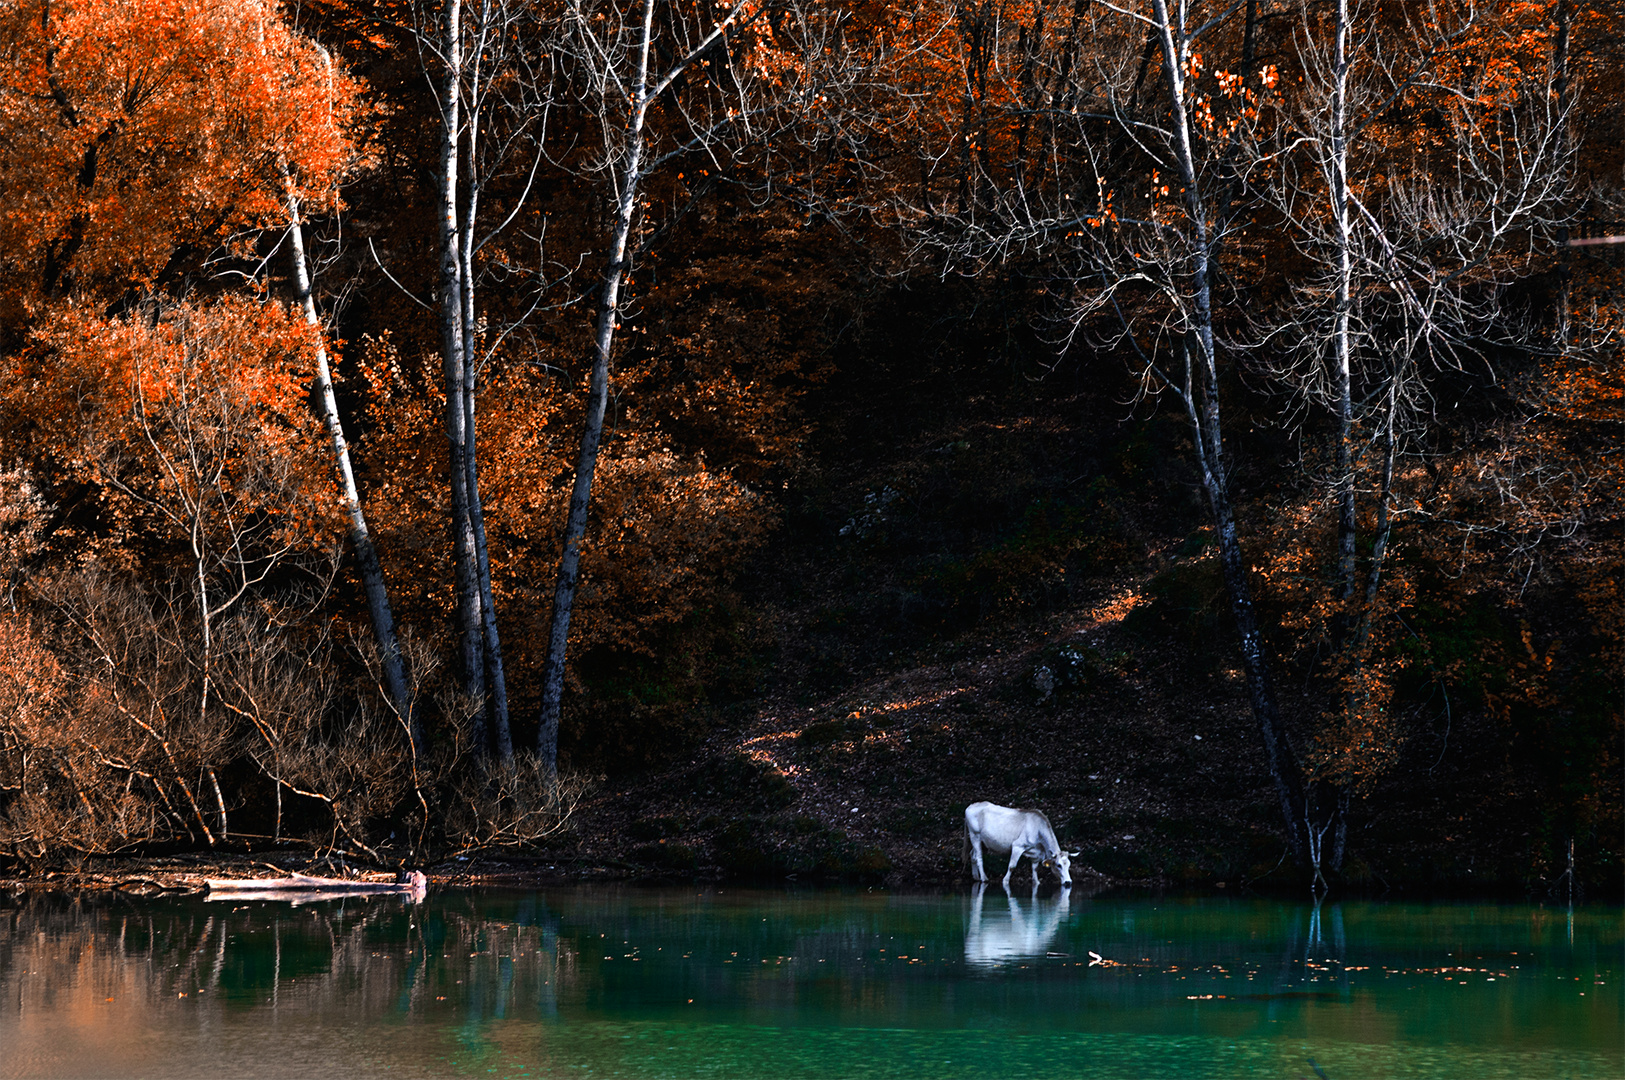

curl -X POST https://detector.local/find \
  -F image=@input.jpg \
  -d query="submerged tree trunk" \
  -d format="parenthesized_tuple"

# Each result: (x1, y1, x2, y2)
(285, 187, 415, 747)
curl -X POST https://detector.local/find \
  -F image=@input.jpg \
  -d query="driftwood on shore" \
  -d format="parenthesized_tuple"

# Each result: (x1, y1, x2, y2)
(205, 871, 427, 902)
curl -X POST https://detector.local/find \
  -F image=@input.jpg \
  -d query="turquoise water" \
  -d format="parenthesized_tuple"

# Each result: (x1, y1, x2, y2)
(1, 885, 1618, 1078)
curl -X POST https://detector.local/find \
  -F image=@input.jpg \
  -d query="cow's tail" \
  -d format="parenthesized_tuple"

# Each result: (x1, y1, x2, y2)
(962, 826, 971, 872)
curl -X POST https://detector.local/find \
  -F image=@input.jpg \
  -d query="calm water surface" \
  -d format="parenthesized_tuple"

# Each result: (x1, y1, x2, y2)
(1, 884, 1618, 1078)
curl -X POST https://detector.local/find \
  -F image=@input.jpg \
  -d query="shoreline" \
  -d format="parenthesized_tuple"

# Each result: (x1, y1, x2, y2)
(0, 850, 1593, 904)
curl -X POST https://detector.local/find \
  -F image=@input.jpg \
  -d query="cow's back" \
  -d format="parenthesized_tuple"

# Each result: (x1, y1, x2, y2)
(966, 802, 1033, 854)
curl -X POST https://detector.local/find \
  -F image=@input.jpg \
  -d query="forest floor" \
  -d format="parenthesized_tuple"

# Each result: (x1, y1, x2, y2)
(514, 556, 1558, 899)
(0, 556, 1567, 899)
(548, 565, 1293, 892)
(0, 572, 1286, 898)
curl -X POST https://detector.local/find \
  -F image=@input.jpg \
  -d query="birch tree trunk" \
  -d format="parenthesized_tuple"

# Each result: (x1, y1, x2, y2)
(457, 35, 513, 763)
(1149, 0, 1311, 867)
(1319, 0, 1358, 875)
(536, 0, 658, 775)
(463, 279, 513, 762)
(534, 0, 758, 774)
(1329, 0, 1357, 611)
(1552, 0, 1573, 351)
(285, 187, 416, 749)
(436, 0, 489, 752)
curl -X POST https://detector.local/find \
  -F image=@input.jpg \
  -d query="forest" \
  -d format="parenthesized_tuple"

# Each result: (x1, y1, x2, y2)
(0, 0, 1618, 896)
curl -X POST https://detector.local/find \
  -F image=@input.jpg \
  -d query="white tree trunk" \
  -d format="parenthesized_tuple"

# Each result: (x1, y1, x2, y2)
(458, 75, 513, 763)
(1330, 0, 1357, 608)
(285, 188, 415, 747)
(437, 0, 489, 751)
(536, 0, 660, 774)
(1150, 0, 1311, 866)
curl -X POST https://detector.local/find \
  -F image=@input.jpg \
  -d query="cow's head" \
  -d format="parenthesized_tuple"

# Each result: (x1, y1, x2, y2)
(1055, 850, 1078, 887)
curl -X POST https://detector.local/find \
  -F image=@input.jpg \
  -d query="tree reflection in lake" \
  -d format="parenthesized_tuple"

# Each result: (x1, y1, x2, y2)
(0, 889, 572, 1077)
(0, 887, 1617, 1079)
(1245, 893, 1355, 1025)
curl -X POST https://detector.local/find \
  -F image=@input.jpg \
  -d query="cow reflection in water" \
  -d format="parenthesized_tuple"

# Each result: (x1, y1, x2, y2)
(963, 881, 1071, 969)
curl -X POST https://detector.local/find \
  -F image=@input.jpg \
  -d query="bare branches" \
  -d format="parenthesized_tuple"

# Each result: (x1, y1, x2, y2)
(0, 564, 590, 862)
(535, 0, 878, 771)
(445, 759, 592, 852)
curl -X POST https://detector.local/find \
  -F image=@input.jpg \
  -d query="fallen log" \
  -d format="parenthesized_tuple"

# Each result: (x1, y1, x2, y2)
(206, 871, 426, 901)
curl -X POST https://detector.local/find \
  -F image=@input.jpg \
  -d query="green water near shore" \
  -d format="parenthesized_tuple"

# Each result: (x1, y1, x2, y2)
(1, 886, 1618, 1078)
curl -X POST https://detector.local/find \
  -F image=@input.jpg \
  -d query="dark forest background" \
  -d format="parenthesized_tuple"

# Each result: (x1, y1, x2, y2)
(0, 0, 1618, 895)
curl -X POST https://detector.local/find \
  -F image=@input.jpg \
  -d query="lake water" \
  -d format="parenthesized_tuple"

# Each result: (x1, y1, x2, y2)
(1, 884, 1618, 1078)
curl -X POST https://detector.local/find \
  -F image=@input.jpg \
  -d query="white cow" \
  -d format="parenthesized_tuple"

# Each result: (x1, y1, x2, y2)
(963, 801, 1077, 889)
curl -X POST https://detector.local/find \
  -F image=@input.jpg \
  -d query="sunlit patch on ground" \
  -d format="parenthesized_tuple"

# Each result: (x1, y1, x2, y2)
(875, 689, 963, 714)
(1069, 585, 1144, 634)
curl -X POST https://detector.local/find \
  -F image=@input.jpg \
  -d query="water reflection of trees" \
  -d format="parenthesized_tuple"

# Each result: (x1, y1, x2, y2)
(1258, 897, 1352, 1021)
(2, 888, 1614, 1067)
(0, 891, 573, 1046)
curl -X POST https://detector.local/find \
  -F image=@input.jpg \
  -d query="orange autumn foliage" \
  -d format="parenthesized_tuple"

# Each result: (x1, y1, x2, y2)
(1247, 496, 1415, 795)
(0, 0, 360, 311)
(5, 298, 340, 574)
(0, 0, 365, 608)
(357, 338, 779, 690)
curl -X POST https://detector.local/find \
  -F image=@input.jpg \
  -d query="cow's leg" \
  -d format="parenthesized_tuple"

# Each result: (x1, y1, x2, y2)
(965, 809, 987, 883)
(968, 828, 988, 883)
(1002, 846, 1025, 890)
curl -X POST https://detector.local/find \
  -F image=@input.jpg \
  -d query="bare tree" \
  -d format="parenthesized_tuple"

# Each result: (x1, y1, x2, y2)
(1106, 0, 1315, 870)
(417, 0, 556, 762)
(1266, 0, 1571, 591)
(87, 307, 331, 842)
(1253, 0, 1573, 863)
(903, 0, 1315, 865)
(908, 0, 1574, 882)
(284, 185, 416, 750)
(534, 0, 861, 773)
(0, 300, 348, 854)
